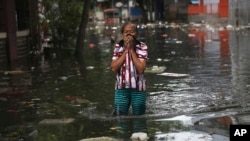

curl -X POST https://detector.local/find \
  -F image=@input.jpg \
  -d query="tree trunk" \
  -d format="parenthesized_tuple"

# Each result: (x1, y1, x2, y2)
(74, 0, 91, 58)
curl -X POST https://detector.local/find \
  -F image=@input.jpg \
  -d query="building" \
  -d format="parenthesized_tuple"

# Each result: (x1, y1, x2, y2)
(187, 0, 229, 23)
(162, 0, 229, 23)
(0, 0, 39, 68)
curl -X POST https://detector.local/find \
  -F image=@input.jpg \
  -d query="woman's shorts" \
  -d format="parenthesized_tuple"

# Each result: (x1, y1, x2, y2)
(114, 88, 146, 115)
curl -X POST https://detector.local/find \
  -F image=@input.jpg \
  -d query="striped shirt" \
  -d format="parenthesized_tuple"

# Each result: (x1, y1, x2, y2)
(112, 40, 148, 91)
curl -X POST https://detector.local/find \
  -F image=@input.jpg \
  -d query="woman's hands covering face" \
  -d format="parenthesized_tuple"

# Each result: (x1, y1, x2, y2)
(124, 34, 136, 49)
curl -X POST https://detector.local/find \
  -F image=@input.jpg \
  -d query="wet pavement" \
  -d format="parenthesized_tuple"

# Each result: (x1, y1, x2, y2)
(1, 20, 250, 141)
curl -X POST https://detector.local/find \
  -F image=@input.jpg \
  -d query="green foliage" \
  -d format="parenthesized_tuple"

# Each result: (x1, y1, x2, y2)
(42, 0, 84, 48)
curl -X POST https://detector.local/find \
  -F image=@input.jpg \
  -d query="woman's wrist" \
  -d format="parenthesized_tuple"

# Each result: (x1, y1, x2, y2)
(123, 49, 128, 54)
(130, 47, 136, 54)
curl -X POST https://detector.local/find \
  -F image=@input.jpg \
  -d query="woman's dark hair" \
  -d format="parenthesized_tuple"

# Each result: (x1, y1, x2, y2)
(121, 22, 138, 33)
(119, 22, 141, 46)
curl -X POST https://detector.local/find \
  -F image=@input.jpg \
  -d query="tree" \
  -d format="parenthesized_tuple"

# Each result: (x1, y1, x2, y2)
(40, 0, 92, 59)
(42, 0, 83, 48)
(74, 0, 91, 58)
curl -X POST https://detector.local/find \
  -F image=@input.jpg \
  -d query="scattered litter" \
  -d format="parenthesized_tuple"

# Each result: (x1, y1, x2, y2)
(145, 66, 166, 73)
(31, 98, 41, 101)
(188, 34, 196, 37)
(89, 43, 95, 48)
(39, 118, 75, 124)
(130, 132, 149, 141)
(76, 98, 90, 104)
(60, 76, 67, 81)
(171, 51, 176, 55)
(4, 70, 27, 75)
(110, 126, 122, 130)
(79, 137, 118, 141)
(176, 40, 183, 44)
(157, 72, 189, 77)
(28, 130, 38, 138)
(165, 39, 183, 44)
(157, 58, 162, 61)
(161, 34, 168, 38)
(226, 24, 233, 30)
(86, 66, 95, 70)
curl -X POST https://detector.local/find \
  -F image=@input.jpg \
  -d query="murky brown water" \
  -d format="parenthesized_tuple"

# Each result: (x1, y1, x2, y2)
(1, 22, 250, 141)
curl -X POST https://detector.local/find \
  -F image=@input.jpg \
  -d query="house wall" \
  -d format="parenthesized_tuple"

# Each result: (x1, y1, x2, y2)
(0, 0, 38, 67)
(188, 0, 228, 17)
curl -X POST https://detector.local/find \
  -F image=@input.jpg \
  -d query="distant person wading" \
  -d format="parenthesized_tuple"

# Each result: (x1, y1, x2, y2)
(110, 22, 148, 116)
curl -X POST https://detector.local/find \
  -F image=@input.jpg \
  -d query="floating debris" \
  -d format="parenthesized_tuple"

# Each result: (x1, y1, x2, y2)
(86, 66, 95, 70)
(71, 97, 90, 104)
(79, 137, 118, 141)
(176, 41, 183, 44)
(110, 126, 122, 130)
(188, 34, 196, 37)
(161, 33, 168, 38)
(60, 76, 68, 81)
(39, 118, 75, 125)
(157, 72, 189, 77)
(226, 24, 234, 30)
(145, 66, 166, 73)
(157, 58, 162, 62)
(130, 132, 149, 141)
(165, 38, 183, 44)
(89, 43, 95, 48)
(3, 70, 27, 75)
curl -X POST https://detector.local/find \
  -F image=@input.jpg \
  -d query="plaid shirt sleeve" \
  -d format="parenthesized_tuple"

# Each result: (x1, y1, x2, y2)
(112, 43, 123, 60)
(137, 42, 148, 60)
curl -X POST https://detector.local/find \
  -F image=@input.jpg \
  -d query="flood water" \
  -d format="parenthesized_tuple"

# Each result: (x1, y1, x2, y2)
(1, 21, 250, 141)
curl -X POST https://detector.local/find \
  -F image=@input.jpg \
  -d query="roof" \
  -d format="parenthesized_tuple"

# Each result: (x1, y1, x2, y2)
(104, 8, 119, 12)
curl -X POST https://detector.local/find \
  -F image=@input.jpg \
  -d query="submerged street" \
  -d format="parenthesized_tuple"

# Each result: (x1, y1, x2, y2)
(1, 21, 250, 141)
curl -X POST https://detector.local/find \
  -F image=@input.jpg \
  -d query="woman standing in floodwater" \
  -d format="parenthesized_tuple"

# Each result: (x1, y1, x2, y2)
(110, 22, 148, 116)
